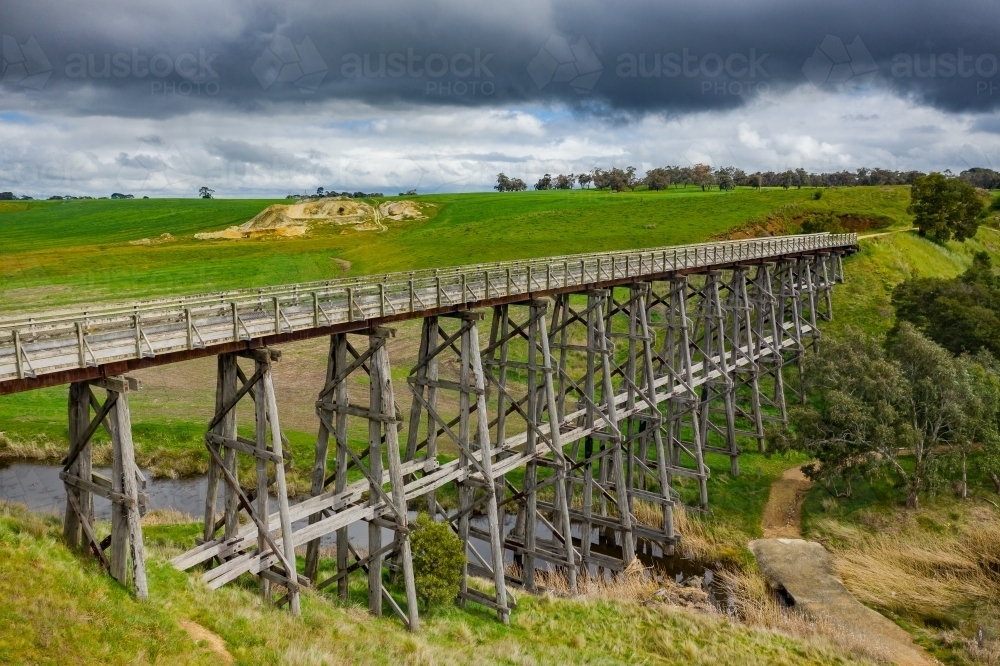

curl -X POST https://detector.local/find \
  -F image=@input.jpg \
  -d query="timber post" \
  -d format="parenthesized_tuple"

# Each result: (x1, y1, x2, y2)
(62, 376, 147, 599)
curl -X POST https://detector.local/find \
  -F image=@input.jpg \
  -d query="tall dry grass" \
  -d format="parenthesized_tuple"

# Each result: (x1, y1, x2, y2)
(505, 557, 659, 602)
(813, 509, 1000, 624)
(0, 431, 66, 463)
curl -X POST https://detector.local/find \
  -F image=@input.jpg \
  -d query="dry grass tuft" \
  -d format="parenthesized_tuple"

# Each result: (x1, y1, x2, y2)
(0, 499, 57, 541)
(0, 432, 65, 463)
(142, 508, 197, 526)
(670, 504, 749, 565)
(507, 557, 659, 602)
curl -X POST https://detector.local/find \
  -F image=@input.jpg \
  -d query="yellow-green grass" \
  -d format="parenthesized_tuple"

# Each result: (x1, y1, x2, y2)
(801, 454, 1000, 665)
(0, 186, 912, 311)
(0, 501, 869, 666)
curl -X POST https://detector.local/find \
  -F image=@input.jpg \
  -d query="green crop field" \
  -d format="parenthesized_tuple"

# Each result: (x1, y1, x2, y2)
(0, 186, 911, 311)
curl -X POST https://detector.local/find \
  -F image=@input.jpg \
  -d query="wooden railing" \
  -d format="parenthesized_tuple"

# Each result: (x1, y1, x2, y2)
(0, 233, 856, 384)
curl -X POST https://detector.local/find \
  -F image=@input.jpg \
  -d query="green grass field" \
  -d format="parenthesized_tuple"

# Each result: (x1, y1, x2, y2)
(0, 186, 912, 311)
(2, 185, 979, 665)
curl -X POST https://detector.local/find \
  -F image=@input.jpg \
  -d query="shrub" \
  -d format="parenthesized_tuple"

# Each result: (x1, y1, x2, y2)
(813, 190, 823, 200)
(410, 513, 465, 611)
(801, 213, 844, 234)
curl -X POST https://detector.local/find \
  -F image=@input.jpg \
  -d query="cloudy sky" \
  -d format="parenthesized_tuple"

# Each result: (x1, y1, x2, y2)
(1, 0, 998, 197)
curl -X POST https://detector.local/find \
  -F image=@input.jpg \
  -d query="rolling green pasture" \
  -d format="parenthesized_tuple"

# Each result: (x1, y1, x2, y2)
(0, 186, 912, 311)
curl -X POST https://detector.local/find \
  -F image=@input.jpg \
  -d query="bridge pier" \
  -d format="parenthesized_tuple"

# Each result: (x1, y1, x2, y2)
(649, 276, 709, 511)
(750, 263, 789, 429)
(408, 313, 510, 623)
(484, 301, 577, 594)
(62, 376, 148, 599)
(201, 349, 301, 614)
(724, 268, 766, 454)
(614, 285, 676, 555)
(550, 291, 636, 572)
(691, 271, 741, 477)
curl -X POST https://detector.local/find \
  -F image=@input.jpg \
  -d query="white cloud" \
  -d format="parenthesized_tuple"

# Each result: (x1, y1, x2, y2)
(1, 86, 997, 198)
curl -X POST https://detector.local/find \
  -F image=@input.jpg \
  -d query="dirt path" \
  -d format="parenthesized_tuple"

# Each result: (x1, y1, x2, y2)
(762, 464, 814, 538)
(858, 227, 915, 240)
(178, 619, 234, 664)
(756, 465, 937, 665)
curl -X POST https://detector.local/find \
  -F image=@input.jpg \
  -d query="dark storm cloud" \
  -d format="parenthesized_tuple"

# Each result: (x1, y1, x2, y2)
(1, 0, 998, 117)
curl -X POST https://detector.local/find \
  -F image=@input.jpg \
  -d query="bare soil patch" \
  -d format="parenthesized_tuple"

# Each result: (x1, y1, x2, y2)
(762, 464, 813, 538)
(194, 199, 433, 240)
(178, 619, 234, 664)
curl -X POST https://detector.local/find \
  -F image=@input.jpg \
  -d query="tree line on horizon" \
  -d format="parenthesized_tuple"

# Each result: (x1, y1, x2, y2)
(494, 166, 1000, 193)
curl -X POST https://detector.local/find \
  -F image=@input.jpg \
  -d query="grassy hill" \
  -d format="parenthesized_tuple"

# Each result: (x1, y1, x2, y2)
(0, 186, 911, 311)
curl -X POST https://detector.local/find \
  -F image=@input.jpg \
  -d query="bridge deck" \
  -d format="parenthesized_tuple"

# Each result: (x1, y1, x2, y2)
(0, 233, 856, 393)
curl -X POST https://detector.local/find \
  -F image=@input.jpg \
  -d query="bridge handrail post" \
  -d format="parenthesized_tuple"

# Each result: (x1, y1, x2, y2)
(71, 321, 85, 367)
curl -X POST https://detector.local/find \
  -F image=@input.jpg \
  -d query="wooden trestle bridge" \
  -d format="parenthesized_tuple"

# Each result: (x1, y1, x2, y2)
(0, 232, 856, 630)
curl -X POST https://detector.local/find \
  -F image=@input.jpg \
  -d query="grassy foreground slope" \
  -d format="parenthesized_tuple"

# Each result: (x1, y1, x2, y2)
(0, 502, 865, 666)
(0, 186, 910, 311)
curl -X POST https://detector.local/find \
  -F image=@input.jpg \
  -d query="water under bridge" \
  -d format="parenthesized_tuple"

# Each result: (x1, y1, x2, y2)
(0, 232, 857, 630)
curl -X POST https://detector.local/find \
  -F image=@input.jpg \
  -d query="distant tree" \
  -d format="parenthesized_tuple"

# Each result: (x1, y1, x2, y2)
(316, 187, 325, 197)
(960, 167, 1000, 190)
(795, 168, 809, 189)
(554, 173, 575, 189)
(781, 170, 796, 190)
(578, 173, 593, 189)
(909, 172, 986, 242)
(667, 166, 683, 187)
(510, 178, 527, 191)
(534, 174, 553, 190)
(692, 164, 713, 191)
(678, 166, 694, 188)
(643, 167, 671, 191)
(199, 186, 214, 199)
(625, 166, 638, 191)
(606, 168, 630, 192)
(495, 173, 513, 192)
(715, 167, 736, 191)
